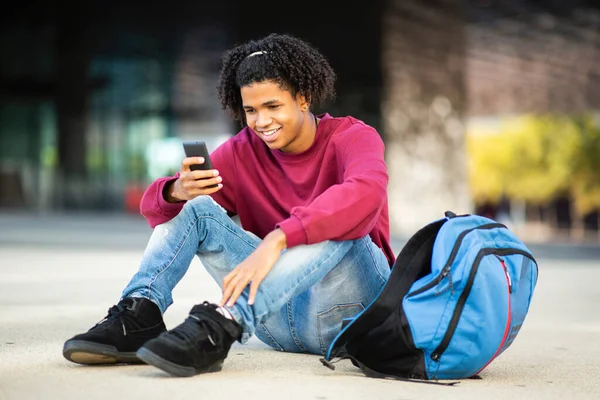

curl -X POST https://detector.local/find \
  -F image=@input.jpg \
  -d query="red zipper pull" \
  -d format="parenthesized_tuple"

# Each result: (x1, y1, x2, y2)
(495, 255, 512, 293)
(500, 259, 512, 293)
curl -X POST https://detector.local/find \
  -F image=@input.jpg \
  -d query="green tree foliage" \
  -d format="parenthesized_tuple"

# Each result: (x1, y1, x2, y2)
(570, 117, 600, 216)
(467, 114, 600, 217)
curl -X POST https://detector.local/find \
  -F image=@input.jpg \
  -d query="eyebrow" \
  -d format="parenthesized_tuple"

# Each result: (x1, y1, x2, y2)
(243, 99, 280, 109)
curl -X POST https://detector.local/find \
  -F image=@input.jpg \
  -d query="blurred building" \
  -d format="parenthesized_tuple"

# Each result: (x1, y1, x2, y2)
(1, 0, 599, 237)
(0, 0, 384, 213)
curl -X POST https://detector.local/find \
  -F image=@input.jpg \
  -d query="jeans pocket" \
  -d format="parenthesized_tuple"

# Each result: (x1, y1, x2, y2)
(316, 302, 365, 355)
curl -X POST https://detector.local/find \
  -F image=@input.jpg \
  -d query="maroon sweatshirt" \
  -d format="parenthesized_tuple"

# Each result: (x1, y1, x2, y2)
(140, 113, 395, 266)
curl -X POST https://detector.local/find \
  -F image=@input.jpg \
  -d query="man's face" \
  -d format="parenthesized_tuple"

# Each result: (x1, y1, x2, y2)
(241, 80, 313, 154)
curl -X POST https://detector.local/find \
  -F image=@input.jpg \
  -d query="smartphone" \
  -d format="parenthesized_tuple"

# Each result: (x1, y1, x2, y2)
(182, 141, 214, 171)
(182, 140, 218, 188)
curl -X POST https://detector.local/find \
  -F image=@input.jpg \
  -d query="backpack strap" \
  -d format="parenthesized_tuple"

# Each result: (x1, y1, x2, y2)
(320, 355, 459, 386)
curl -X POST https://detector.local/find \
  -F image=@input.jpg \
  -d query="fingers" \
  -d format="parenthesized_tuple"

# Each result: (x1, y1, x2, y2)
(189, 169, 220, 181)
(180, 175, 222, 188)
(190, 175, 223, 191)
(219, 249, 276, 307)
(223, 272, 247, 307)
(226, 281, 247, 307)
(220, 271, 237, 306)
(176, 171, 222, 200)
(181, 174, 222, 188)
(181, 166, 221, 187)
(248, 281, 259, 306)
(248, 270, 269, 305)
(202, 183, 223, 194)
(181, 158, 220, 179)
(220, 269, 255, 307)
(181, 157, 205, 170)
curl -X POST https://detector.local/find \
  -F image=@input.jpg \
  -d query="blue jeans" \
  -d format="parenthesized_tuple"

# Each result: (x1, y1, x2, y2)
(122, 196, 390, 355)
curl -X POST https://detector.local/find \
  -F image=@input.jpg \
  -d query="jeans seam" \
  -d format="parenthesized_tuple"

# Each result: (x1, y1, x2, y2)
(258, 324, 285, 352)
(192, 196, 259, 250)
(198, 215, 258, 250)
(363, 237, 389, 285)
(287, 301, 307, 352)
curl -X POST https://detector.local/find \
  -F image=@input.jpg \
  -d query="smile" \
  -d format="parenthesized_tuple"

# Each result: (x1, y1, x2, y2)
(259, 127, 281, 137)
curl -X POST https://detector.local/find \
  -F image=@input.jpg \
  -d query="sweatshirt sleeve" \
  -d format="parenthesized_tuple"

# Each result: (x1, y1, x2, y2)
(277, 126, 388, 247)
(139, 174, 185, 228)
(139, 138, 238, 229)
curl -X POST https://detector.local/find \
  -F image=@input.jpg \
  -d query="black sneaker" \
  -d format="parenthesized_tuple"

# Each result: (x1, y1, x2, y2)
(63, 297, 166, 365)
(136, 302, 242, 377)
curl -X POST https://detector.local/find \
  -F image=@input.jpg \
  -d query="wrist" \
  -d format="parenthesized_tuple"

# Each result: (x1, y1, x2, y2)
(163, 179, 182, 203)
(265, 228, 287, 251)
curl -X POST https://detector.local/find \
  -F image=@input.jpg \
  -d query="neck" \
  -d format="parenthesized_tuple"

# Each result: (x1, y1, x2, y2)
(281, 112, 318, 154)
(300, 112, 319, 151)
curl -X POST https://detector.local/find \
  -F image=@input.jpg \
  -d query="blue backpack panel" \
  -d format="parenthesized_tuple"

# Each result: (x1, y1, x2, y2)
(322, 211, 538, 382)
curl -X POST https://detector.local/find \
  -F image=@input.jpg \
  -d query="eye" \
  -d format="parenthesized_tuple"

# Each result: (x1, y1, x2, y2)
(268, 105, 280, 110)
(244, 109, 255, 114)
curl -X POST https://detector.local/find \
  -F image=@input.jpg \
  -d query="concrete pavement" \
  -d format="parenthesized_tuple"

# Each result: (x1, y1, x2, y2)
(1, 212, 599, 400)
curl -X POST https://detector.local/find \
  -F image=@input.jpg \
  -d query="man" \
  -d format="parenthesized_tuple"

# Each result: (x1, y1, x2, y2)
(63, 33, 394, 377)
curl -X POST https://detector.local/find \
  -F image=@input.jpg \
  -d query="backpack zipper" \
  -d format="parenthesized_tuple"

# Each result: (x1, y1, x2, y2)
(430, 248, 534, 363)
(472, 256, 512, 375)
(407, 223, 506, 298)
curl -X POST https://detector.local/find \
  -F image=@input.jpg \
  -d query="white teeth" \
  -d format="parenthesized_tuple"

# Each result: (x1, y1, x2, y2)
(261, 128, 280, 136)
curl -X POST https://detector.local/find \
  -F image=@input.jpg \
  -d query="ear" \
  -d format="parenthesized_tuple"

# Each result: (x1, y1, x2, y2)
(297, 93, 310, 112)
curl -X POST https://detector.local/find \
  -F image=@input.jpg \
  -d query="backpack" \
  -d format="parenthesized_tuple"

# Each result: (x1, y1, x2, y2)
(321, 211, 539, 383)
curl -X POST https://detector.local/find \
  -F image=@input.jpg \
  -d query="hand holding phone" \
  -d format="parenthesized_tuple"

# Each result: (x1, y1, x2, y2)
(165, 141, 222, 202)
(181, 141, 219, 190)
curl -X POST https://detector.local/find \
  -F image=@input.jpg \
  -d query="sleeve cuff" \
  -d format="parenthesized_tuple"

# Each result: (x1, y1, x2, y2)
(276, 216, 308, 248)
(156, 177, 186, 213)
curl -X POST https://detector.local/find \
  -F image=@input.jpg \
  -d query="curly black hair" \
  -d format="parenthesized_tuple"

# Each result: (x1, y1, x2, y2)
(216, 33, 337, 123)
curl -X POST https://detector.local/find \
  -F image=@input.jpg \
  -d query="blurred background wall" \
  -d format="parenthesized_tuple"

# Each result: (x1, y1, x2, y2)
(1, 0, 599, 241)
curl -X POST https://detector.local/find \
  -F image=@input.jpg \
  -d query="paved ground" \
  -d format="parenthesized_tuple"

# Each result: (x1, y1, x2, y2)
(1, 212, 599, 400)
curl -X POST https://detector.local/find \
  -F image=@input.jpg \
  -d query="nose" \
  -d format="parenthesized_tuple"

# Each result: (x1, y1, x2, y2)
(255, 112, 272, 128)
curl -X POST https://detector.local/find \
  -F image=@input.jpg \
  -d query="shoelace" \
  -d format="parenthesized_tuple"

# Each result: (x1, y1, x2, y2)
(92, 303, 130, 336)
(170, 314, 217, 346)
